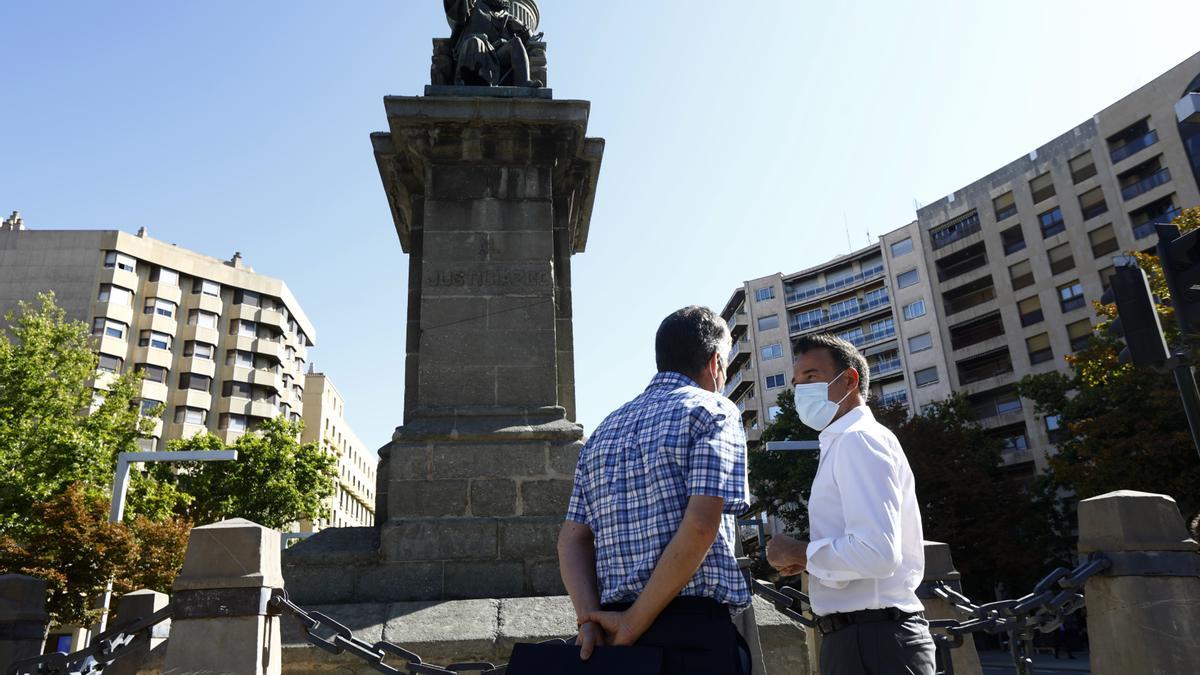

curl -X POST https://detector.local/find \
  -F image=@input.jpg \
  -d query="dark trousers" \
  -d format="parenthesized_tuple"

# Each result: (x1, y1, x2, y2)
(819, 614, 936, 675)
(602, 596, 751, 675)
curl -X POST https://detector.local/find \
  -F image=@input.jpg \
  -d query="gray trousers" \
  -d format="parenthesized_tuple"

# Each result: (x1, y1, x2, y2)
(819, 615, 936, 675)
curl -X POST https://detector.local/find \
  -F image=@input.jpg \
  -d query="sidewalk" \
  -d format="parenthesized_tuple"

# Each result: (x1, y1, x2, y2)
(978, 649, 1091, 674)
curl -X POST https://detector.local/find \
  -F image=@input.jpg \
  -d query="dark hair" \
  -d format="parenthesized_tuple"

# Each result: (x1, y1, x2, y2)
(655, 306, 729, 378)
(793, 333, 870, 398)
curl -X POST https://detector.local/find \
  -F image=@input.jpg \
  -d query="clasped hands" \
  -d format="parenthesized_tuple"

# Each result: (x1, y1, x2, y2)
(573, 608, 650, 660)
(765, 534, 808, 577)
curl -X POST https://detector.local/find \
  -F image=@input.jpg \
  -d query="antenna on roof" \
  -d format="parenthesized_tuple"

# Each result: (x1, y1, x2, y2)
(843, 212, 852, 252)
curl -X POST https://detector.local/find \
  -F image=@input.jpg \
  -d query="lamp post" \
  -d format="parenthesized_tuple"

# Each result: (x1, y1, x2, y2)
(95, 450, 238, 633)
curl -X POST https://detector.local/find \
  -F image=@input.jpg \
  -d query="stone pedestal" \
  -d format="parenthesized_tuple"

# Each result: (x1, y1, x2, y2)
(0, 574, 49, 673)
(1078, 490, 1200, 675)
(920, 541, 982, 675)
(106, 589, 170, 675)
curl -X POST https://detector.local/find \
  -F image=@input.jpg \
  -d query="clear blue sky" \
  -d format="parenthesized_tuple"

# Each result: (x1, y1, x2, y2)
(3, 1, 1199, 449)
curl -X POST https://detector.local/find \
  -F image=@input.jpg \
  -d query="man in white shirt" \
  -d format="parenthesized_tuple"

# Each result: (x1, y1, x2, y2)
(765, 334, 934, 675)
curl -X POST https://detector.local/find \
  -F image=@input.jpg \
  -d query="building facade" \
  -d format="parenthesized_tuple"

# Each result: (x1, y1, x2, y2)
(722, 50, 1200, 478)
(301, 372, 377, 529)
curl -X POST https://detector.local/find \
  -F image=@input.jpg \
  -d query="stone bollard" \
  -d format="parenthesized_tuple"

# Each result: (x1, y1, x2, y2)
(0, 575, 49, 672)
(920, 541, 982, 675)
(163, 519, 283, 675)
(106, 589, 170, 675)
(1078, 490, 1200, 675)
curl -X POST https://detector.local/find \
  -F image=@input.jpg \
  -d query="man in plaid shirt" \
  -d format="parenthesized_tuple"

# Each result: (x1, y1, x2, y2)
(558, 306, 752, 674)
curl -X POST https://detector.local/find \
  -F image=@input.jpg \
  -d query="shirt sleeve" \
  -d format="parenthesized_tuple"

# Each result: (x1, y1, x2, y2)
(564, 446, 590, 526)
(805, 431, 904, 584)
(684, 404, 750, 514)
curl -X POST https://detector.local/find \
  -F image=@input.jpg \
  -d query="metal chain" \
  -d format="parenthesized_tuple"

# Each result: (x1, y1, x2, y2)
(7, 604, 174, 675)
(268, 589, 568, 674)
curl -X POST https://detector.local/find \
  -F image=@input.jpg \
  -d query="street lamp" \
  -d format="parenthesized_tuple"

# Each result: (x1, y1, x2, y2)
(96, 450, 238, 633)
(763, 440, 820, 453)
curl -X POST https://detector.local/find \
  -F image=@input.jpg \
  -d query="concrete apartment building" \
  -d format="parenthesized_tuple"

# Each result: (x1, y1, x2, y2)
(301, 372, 377, 529)
(0, 219, 376, 529)
(723, 50, 1200, 478)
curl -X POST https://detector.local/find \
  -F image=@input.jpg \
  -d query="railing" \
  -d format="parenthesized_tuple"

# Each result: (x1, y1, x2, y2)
(788, 293, 891, 333)
(1132, 206, 1180, 239)
(1121, 167, 1171, 201)
(931, 213, 982, 250)
(723, 368, 750, 397)
(878, 390, 908, 407)
(972, 397, 1022, 420)
(872, 359, 903, 376)
(784, 264, 885, 305)
(943, 287, 997, 315)
(1109, 129, 1159, 163)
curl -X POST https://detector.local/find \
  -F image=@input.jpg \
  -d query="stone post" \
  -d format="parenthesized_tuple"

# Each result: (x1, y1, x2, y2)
(1078, 490, 1200, 675)
(163, 519, 283, 675)
(106, 589, 170, 675)
(920, 541, 982, 675)
(0, 575, 49, 672)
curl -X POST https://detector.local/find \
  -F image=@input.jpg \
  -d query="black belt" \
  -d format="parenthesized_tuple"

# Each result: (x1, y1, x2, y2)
(814, 608, 923, 636)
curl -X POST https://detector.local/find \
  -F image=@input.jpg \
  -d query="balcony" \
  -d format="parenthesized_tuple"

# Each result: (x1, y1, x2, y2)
(956, 348, 1014, 385)
(872, 358, 903, 378)
(784, 264, 885, 306)
(1121, 167, 1171, 201)
(724, 367, 753, 400)
(1132, 206, 1181, 240)
(930, 213, 982, 251)
(949, 312, 1005, 351)
(942, 277, 997, 316)
(935, 242, 988, 283)
(788, 293, 891, 334)
(1109, 130, 1158, 164)
(878, 390, 908, 408)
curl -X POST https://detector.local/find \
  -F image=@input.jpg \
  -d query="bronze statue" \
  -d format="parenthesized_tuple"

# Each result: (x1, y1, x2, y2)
(443, 0, 543, 87)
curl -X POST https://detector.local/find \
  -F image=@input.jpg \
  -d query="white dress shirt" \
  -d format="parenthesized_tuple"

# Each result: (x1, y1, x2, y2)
(805, 405, 925, 616)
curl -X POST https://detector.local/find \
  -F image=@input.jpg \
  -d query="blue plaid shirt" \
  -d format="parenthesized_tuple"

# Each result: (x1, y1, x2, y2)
(565, 372, 751, 612)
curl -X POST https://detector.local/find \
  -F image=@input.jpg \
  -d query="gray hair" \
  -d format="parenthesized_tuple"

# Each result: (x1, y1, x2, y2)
(793, 333, 870, 398)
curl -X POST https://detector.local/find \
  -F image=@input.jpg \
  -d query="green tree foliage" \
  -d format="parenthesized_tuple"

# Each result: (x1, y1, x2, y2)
(156, 417, 337, 530)
(747, 389, 818, 534)
(1018, 208, 1200, 525)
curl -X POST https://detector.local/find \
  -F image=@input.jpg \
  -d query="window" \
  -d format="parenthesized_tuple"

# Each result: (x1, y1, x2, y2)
(864, 287, 889, 307)
(143, 297, 176, 318)
(139, 399, 163, 416)
(1048, 243, 1076, 275)
(1039, 207, 1065, 237)
(1099, 265, 1117, 291)
(92, 317, 127, 340)
(97, 284, 133, 306)
(174, 406, 206, 425)
(908, 333, 933, 353)
(234, 320, 257, 337)
(754, 287, 775, 302)
(1027, 333, 1053, 364)
(1078, 187, 1108, 220)
(1067, 319, 1093, 352)
(1058, 281, 1085, 313)
(829, 297, 860, 319)
(1001, 225, 1026, 255)
(996, 394, 1023, 416)
(187, 310, 218, 329)
(139, 364, 168, 384)
(767, 406, 782, 422)
(179, 373, 212, 392)
(1069, 151, 1097, 183)
(235, 290, 261, 307)
(219, 413, 248, 432)
(227, 350, 254, 368)
(150, 266, 179, 286)
(97, 353, 123, 373)
(761, 343, 784, 360)
(903, 299, 926, 320)
(1045, 414, 1062, 432)
(1030, 172, 1056, 204)
(1009, 260, 1034, 291)
(896, 269, 919, 289)
(103, 251, 137, 273)
(184, 341, 215, 360)
(890, 238, 913, 257)
(765, 373, 786, 389)
(930, 211, 981, 250)
(914, 366, 939, 388)
(138, 330, 172, 350)
(757, 314, 780, 332)
(223, 381, 252, 398)
(1089, 224, 1118, 258)
(870, 318, 895, 338)
(1018, 295, 1044, 327)
(993, 192, 1017, 221)
(193, 279, 221, 297)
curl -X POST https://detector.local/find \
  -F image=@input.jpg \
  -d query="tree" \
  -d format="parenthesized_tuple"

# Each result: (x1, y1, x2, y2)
(1018, 207, 1200, 526)
(156, 417, 337, 530)
(747, 389, 818, 534)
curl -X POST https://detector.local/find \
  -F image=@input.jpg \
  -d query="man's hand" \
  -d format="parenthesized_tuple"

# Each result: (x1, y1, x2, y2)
(766, 534, 808, 576)
(576, 621, 606, 660)
(583, 609, 650, 647)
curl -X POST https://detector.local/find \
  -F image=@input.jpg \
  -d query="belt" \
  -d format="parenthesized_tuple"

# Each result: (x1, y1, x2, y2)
(814, 608, 923, 636)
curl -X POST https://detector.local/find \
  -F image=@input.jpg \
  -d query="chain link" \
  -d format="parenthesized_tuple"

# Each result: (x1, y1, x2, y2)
(7, 604, 173, 675)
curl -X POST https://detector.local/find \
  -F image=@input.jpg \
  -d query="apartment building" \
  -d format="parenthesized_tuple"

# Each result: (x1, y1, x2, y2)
(0, 222, 378, 528)
(720, 243, 912, 444)
(722, 50, 1200, 476)
(301, 372, 377, 529)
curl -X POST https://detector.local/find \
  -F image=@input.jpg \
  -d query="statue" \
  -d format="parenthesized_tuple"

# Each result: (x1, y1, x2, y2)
(443, 0, 544, 88)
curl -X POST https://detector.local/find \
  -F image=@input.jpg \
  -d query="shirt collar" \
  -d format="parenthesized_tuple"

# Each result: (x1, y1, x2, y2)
(818, 404, 872, 445)
(647, 371, 704, 392)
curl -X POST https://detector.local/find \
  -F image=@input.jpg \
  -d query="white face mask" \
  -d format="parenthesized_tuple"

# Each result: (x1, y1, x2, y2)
(793, 369, 853, 431)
